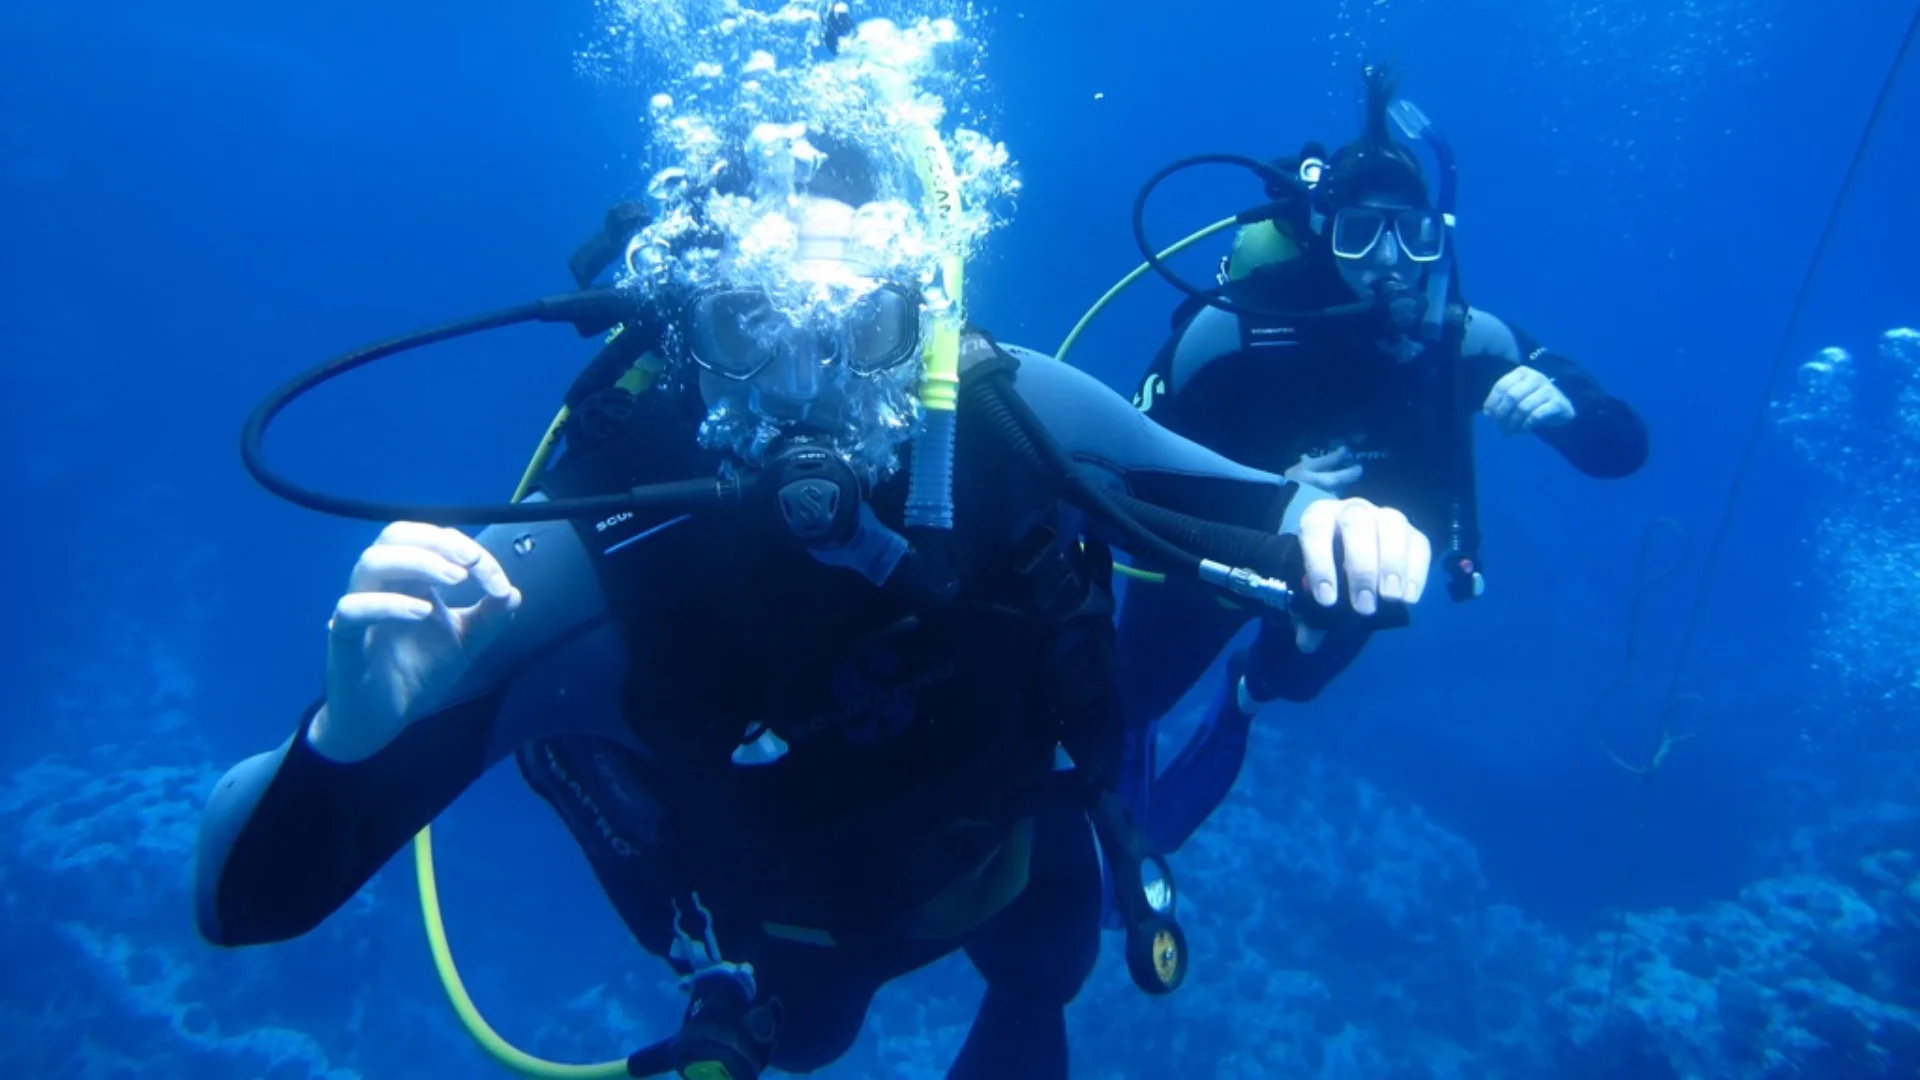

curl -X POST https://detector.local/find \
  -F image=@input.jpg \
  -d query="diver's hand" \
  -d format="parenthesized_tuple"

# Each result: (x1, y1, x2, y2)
(311, 522, 522, 763)
(1484, 366, 1576, 433)
(1284, 446, 1365, 495)
(1295, 498, 1429, 653)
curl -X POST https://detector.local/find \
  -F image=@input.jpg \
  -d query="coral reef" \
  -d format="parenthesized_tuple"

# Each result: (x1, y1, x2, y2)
(12, 682, 1920, 1079)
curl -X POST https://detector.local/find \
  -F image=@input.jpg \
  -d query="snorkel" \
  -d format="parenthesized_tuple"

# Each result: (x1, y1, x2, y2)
(1385, 98, 1481, 601)
(902, 108, 966, 533)
(1387, 97, 1461, 346)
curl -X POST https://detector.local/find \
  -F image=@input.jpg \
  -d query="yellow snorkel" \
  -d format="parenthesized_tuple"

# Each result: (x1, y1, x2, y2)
(903, 119, 967, 531)
(911, 120, 964, 418)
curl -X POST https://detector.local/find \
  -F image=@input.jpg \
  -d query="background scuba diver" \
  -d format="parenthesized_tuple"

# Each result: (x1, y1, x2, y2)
(195, 122, 1436, 1080)
(1117, 64, 1650, 857)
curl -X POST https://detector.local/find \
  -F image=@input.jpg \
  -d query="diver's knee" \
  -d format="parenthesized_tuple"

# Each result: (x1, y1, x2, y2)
(967, 823, 1100, 1003)
(755, 956, 876, 1074)
(968, 940, 1094, 1006)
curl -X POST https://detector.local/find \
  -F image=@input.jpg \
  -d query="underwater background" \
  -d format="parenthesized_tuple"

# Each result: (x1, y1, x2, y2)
(3, 0, 1918, 1076)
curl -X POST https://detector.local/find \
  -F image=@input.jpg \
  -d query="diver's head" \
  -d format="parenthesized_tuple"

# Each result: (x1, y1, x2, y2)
(1313, 65, 1445, 304)
(684, 194, 921, 421)
(660, 127, 929, 481)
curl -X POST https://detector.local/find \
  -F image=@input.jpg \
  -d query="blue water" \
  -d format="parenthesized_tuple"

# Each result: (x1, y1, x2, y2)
(4, 0, 1918, 1076)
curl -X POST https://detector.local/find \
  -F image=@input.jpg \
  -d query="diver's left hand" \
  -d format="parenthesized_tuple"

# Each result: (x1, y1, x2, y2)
(1295, 498, 1430, 653)
(1483, 366, 1576, 433)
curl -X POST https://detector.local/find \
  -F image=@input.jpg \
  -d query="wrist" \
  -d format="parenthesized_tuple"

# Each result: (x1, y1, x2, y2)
(1279, 482, 1335, 536)
(306, 703, 384, 764)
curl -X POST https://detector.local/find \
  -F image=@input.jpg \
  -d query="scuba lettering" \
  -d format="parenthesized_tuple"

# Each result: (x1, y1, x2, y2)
(537, 741, 644, 858)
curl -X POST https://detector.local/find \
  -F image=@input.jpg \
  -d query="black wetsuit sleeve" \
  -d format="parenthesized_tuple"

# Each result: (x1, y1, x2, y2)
(195, 509, 607, 947)
(195, 691, 507, 946)
(998, 343, 1306, 532)
(1465, 318, 1650, 480)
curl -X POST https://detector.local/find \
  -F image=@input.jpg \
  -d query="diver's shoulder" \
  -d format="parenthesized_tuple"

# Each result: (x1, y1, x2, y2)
(975, 340, 1099, 395)
(956, 327, 1049, 372)
(956, 331, 1080, 387)
(1462, 306, 1522, 359)
(994, 341, 1054, 366)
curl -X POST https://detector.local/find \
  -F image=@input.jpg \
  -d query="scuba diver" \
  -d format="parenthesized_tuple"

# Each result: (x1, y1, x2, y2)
(1115, 64, 1649, 856)
(193, 115, 1435, 1080)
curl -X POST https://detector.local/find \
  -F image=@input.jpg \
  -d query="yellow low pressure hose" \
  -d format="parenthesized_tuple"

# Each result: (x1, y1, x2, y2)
(410, 423, 630, 1079)
(1053, 215, 1238, 368)
(415, 829, 630, 1078)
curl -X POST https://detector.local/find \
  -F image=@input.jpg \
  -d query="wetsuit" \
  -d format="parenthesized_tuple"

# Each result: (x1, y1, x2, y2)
(194, 337, 1313, 1078)
(1118, 264, 1648, 853)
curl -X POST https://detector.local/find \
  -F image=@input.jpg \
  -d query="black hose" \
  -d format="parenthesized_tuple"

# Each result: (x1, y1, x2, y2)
(239, 289, 740, 525)
(967, 373, 1206, 579)
(966, 371, 1419, 628)
(1107, 490, 1301, 582)
(1130, 153, 1374, 323)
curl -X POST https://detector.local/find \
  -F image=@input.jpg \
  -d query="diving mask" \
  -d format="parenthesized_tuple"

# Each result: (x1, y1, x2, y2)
(1329, 205, 1446, 263)
(682, 282, 923, 380)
